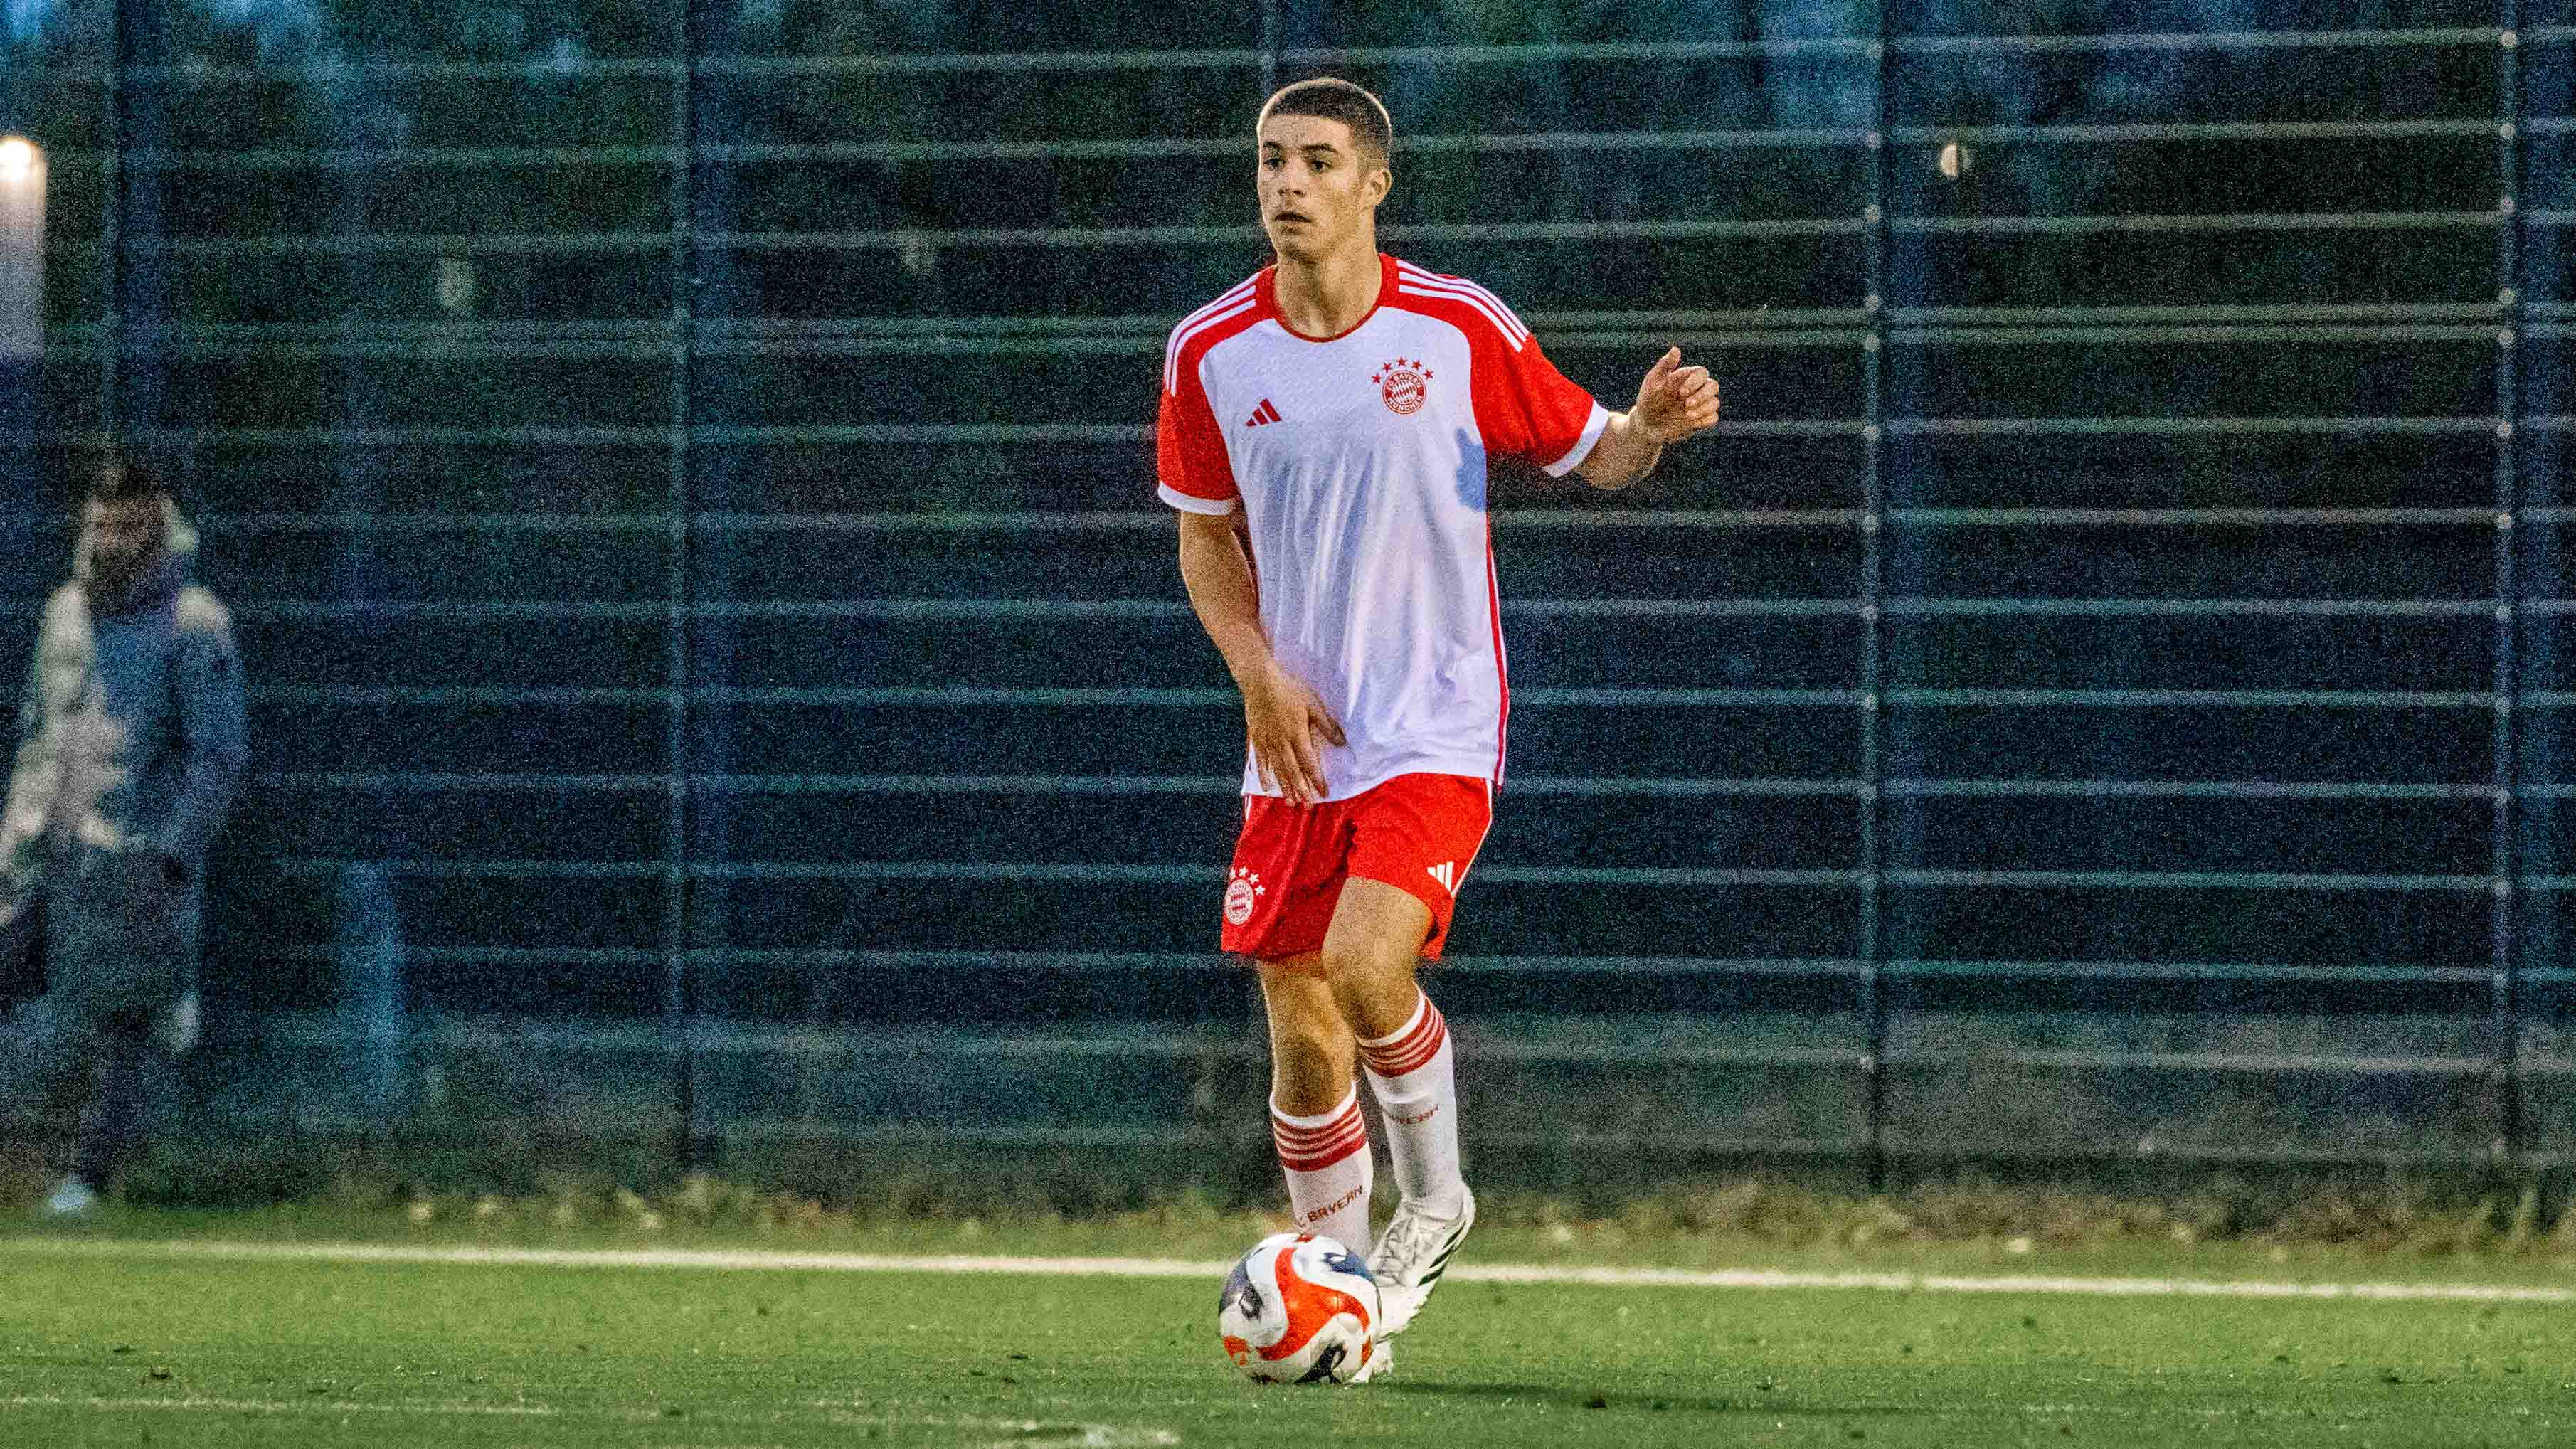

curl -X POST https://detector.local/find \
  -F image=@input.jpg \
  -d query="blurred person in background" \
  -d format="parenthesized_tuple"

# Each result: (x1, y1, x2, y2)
(1160, 78, 1719, 1372)
(0, 453, 246, 1219)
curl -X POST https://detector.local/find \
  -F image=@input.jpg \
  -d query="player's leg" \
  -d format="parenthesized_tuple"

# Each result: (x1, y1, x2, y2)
(1328, 774, 1492, 1336)
(1327, 881, 1466, 1218)
(1255, 954, 1374, 1257)
(1315, 878, 1473, 1336)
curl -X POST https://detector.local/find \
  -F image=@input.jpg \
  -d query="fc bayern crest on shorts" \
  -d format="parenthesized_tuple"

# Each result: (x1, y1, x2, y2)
(1372, 356, 1431, 415)
(1224, 866, 1266, 925)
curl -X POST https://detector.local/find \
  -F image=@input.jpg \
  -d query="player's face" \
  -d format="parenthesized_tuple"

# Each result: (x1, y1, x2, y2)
(1257, 114, 1388, 262)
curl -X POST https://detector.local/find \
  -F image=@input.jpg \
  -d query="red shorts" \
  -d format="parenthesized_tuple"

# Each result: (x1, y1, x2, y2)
(1220, 773, 1495, 962)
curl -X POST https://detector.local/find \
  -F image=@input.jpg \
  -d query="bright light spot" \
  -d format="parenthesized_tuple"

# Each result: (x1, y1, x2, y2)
(0, 137, 34, 187)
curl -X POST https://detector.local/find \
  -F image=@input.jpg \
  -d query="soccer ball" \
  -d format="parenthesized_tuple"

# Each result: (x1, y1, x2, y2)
(1217, 1231, 1382, 1384)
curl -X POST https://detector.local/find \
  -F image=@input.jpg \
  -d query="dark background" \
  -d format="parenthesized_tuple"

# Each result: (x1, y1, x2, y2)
(1, 0, 2570, 1184)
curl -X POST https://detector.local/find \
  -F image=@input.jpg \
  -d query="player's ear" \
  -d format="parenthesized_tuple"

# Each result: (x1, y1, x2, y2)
(1365, 161, 1392, 209)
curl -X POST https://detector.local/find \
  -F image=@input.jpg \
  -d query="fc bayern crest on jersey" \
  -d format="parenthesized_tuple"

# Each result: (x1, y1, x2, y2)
(1372, 356, 1433, 415)
(1224, 866, 1267, 925)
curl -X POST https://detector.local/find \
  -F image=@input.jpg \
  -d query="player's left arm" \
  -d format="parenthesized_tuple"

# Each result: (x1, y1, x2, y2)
(1575, 346, 1721, 492)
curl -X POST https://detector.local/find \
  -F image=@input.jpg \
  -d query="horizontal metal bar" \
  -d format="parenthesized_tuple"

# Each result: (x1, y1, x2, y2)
(240, 600, 669, 622)
(1888, 504, 2497, 524)
(225, 595, 1865, 625)
(0, 506, 1853, 534)
(1890, 779, 2497, 802)
(71, 210, 2501, 260)
(270, 855, 2494, 893)
(692, 773, 1233, 796)
(63, 302, 2486, 347)
(82, 128, 1879, 173)
(1890, 687, 2494, 708)
(1884, 597, 2495, 618)
(44, 319, 2512, 361)
(686, 685, 1861, 708)
(1882, 1049, 2492, 1076)
(682, 950, 1867, 979)
(1886, 118, 2499, 145)
(12, 30, 2513, 88)
(1876, 1139, 2549, 1169)
(1888, 957, 2493, 984)
(206, 512, 670, 534)
(1889, 208, 2502, 237)
(274, 857, 669, 880)
(256, 772, 667, 794)
(1889, 868, 2491, 892)
(699, 507, 1862, 533)
(233, 941, 2513, 989)
(711, 218, 1867, 250)
(91, 233, 671, 258)
(1892, 302, 2507, 327)
(1888, 27, 2500, 55)
(667, 773, 1859, 799)
(1887, 418, 2499, 440)
(82, 423, 1152, 447)
(240, 682, 2506, 711)
(250, 685, 671, 706)
(243, 773, 2518, 804)
(1895, 322, 2503, 346)
(270, 856, 1859, 888)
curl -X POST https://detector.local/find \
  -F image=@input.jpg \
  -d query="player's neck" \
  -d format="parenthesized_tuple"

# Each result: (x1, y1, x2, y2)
(1271, 242, 1382, 340)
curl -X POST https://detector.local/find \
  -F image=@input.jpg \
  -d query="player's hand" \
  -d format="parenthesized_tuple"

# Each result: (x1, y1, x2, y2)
(1240, 664, 1345, 806)
(1631, 346, 1720, 445)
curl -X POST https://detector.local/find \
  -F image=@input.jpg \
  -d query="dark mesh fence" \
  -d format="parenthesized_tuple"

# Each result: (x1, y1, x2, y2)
(0, 1, 2570, 1187)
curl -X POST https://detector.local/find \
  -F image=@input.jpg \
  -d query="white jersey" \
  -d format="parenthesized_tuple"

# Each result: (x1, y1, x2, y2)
(1157, 254, 1609, 802)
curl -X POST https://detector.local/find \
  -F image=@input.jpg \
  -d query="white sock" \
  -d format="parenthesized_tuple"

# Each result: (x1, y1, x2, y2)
(1359, 992, 1467, 1216)
(1270, 1086, 1374, 1256)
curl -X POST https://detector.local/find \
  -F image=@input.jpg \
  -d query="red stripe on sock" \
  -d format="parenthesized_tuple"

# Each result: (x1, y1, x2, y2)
(1361, 1002, 1441, 1064)
(1271, 1099, 1360, 1137)
(1273, 1115, 1369, 1172)
(1362, 1005, 1448, 1078)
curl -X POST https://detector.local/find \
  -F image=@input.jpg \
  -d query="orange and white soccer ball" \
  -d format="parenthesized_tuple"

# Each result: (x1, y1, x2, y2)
(1217, 1231, 1382, 1384)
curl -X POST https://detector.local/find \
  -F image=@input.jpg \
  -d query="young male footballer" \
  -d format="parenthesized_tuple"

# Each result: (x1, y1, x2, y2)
(1157, 78, 1722, 1359)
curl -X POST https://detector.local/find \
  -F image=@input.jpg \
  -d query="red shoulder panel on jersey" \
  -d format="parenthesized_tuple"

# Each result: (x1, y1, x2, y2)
(1392, 260, 1532, 351)
(1163, 271, 1271, 395)
(1157, 270, 1278, 509)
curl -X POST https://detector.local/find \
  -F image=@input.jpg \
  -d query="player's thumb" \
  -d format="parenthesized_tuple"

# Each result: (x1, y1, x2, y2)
(1647, 345, 1681, 377)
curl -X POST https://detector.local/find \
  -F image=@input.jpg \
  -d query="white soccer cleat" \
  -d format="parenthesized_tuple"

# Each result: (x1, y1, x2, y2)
(1367, 1187, 1475, 1339)
(1347, 1337, 1392, 1384)
(41, 1177, 97, 1219)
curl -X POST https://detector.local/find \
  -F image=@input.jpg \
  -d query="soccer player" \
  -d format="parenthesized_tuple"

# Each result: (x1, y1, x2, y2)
(1157, 78, 1720, 1354)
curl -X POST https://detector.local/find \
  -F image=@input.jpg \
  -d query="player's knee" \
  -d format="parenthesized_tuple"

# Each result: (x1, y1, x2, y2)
(1320, 940, 1417, 1024)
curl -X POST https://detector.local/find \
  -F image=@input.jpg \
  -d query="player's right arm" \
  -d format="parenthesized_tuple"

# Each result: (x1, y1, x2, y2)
(1175, 512, 1345, 805)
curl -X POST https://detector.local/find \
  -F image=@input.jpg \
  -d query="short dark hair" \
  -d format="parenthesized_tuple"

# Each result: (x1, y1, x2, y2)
(86, 452, 169, 507)
(1258, 78, 1392, 166)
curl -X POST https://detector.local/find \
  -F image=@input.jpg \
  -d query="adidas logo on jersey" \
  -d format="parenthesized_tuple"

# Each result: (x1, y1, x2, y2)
(1244, 398, 1283, 428)
(1425, 861, 1458, 896)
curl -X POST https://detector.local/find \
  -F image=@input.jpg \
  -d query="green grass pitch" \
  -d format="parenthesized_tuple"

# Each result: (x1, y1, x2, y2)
(1, 1241, 2568, 1448)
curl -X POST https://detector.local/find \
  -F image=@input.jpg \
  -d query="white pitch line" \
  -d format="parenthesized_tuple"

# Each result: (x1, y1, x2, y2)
(4, 1393, 1179, 1444)
(3, 1236, 2571, 1304)
(2, 1394, 568, 1418)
